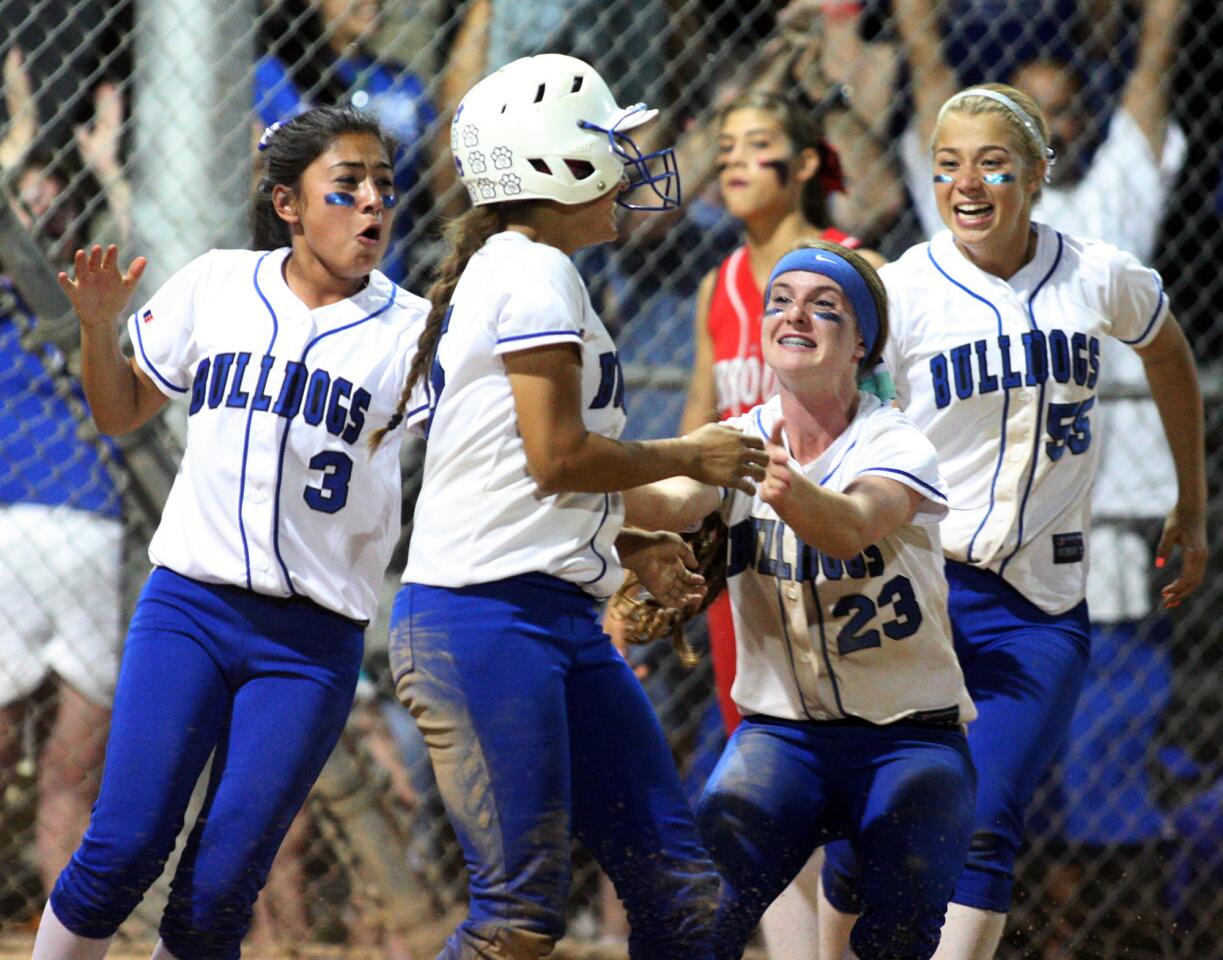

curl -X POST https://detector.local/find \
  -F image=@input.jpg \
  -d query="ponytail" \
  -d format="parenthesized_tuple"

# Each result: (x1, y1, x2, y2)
(369, 205, 506, 449)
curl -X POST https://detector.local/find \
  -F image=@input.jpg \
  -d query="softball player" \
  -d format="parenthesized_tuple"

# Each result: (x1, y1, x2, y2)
(379, 54, 767, 960)
(676, 90, 888, 959)
(681, 90, 885, 737)
(628, 240, 976, 960)
(819, 84, 1208, 960)
(32, 106, 428, 960)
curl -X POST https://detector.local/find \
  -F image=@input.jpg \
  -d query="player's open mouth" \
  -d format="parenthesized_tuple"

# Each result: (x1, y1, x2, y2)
(777, 335, 816, 349)
(357, 225, 382, 244)
(954, 202, 993, 226)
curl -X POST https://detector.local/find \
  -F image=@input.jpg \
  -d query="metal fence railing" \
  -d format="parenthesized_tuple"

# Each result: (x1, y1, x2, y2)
(3, 1, 1222, 957)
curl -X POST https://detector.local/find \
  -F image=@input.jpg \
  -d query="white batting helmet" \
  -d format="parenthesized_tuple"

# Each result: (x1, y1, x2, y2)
(450, 53, 680, 211)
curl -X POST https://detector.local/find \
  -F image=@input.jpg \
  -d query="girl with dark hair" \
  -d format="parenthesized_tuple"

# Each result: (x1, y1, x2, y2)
(32, 104, 429, 960)
(379, 53, 768, 959)
(255, 0, 456, 284)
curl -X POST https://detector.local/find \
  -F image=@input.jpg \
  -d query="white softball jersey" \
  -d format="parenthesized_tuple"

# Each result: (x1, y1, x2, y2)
(721, 394, 974, 726)
(882, 224, 1169, 614)
(403, 231, 627, 599)
(128, 248, 428, 623)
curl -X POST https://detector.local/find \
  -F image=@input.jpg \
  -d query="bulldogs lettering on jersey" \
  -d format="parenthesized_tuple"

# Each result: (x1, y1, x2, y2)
(404, 231, 627, 599)
(127, 248, 428, 622)
(187, 352, 374, 447)
(882, 224, 1168, 614)
(719, 394, 974, 726)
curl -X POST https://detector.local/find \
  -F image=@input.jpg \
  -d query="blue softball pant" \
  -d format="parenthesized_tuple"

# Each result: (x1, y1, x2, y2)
(823, 561, 1091, 915)
(389, 573, 718, 960)
(50, 567, 362, 960)
(697, 714, 975, 960)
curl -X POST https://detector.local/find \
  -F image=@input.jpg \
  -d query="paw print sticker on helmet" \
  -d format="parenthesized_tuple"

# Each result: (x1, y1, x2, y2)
(491, 146, 513, 170)
(449, 53, 679, 210)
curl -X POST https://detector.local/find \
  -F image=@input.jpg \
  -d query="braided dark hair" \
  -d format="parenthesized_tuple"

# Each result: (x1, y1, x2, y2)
(251, 105, 397, 251)
(368, 204, 506, 450)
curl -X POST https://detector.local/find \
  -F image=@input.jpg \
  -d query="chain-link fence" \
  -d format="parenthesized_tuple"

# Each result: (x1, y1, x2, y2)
(2, 0, 1222, 957)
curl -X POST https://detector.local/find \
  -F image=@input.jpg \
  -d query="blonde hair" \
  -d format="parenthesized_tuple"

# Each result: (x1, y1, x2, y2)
(368, 204, 506, 450)
(934, 82, 1052, 201)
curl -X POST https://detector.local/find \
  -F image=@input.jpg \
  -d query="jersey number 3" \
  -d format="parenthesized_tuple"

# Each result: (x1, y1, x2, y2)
(304, 450, 353, 513)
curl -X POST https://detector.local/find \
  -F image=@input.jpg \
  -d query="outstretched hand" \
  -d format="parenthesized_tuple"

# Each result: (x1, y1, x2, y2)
(57, 244, 147, 330)
(686, 422, 768, 494)
(0, 46, 37, 171)
(74, 82, 126, 180)
(759, 419, 794, 509)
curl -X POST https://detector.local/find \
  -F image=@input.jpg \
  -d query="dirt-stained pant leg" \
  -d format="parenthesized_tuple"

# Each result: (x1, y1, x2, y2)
(566, 631, 718, 960)
(391, 579, 578, 960)
(390, 577, 718, 960)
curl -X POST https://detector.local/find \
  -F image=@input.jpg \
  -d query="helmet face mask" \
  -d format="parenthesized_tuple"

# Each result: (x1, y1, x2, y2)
(451, 54, 680, 212)
(578, 106, 681, 212)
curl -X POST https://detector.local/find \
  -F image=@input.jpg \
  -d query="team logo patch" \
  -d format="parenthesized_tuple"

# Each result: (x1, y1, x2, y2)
(142, 309, 154, 324)
(1052, 532, 1085, 564)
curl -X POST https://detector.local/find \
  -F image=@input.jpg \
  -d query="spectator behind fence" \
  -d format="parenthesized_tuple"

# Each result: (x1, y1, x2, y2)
(30, 105, 430, 960)
(0, 62, 130, 904)
(816, 81, 1206, 960)
(0, 155, 123, 904)
(256, 0, 459, 286)
(892, 0, 1186, 264)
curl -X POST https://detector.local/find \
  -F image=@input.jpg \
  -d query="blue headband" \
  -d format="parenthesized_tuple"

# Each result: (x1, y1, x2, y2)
(765, 248, 881, 363)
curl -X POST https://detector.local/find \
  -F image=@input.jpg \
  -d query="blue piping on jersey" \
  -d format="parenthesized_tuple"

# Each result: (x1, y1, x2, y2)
(243, 252, 280, 589)
(577, 492, 611, 587)
(751, 407, 860, 486)
(270, 282, 399, 594)
(809, 577, 848, 716)
(1117, 269, 1166, 345)
(928, 246, 1007, 564)
(775, 576, 821, 721)
(999, 231, 1063, 576)
(495, 329, 583, 345)
(131, 310, 189, 394)
(820, 441, 858, 485)
(858, 466, 947, 501)
(753, 408, 769, 441)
